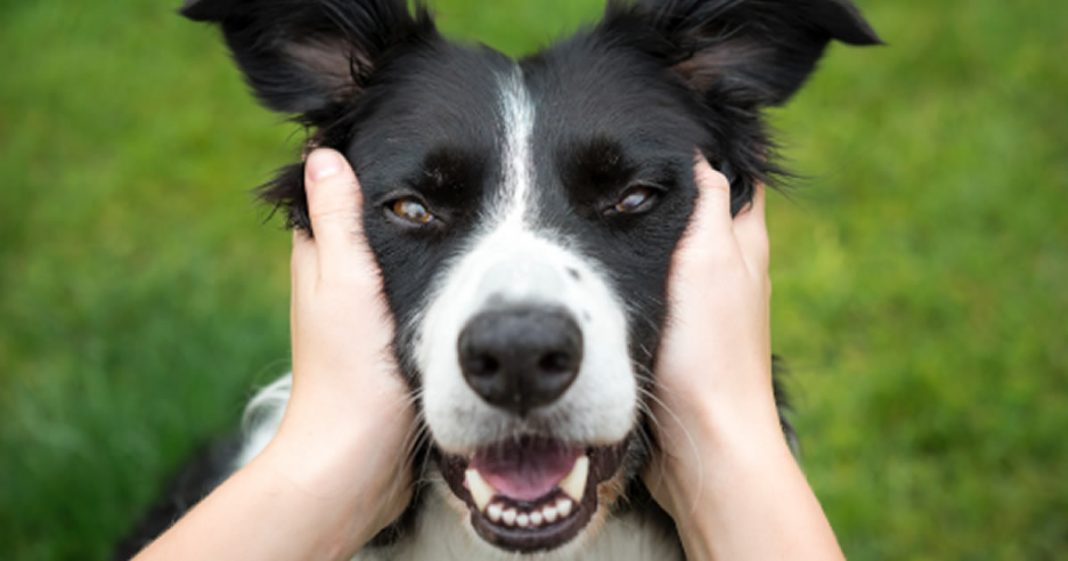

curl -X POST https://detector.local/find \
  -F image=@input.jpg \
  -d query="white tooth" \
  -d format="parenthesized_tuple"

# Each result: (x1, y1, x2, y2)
(517, 513, 530, 528)
(487, 503, 503, 522)
(502, 508, 517, 526)
(542, 505, 559, 523)
(559, 455, 589, 503)
(556, 498, 573, 518)
(465, 469, 495, 512)
(530, 511, 544, 526)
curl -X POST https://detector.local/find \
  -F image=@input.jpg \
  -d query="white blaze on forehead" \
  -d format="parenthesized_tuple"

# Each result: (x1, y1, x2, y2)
(496, 67, 536, 227)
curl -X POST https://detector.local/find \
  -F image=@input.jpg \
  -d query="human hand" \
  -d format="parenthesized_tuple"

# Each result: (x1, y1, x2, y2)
(265, 148, 416, 545)
(135, 149, 418, 561)
(641, 157, 845, 561)
(644, 155, 782, 525)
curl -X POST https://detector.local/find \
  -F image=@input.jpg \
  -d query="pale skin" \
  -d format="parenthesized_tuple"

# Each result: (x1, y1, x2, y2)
(136, 148, 844, 561)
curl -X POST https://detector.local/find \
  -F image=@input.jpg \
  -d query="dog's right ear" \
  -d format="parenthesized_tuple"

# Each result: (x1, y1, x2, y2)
(181, 0, 436, 117)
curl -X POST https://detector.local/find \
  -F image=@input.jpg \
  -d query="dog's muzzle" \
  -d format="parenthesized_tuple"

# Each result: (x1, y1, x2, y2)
(458, 305, 583, 416)
(417, 227, 638, 553)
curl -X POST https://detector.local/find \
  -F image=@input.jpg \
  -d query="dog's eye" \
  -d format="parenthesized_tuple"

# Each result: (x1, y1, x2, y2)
(607, 186, 660, 216)
(388, 197, 437, 226)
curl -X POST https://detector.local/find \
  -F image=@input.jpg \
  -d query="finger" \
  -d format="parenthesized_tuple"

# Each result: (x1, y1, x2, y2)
(692, 154, 733, 229)
(733, 183, 770, 275)
(678, 155, 737, 262)
(291, 229, 318, 300)
(304, 148, 364, 276)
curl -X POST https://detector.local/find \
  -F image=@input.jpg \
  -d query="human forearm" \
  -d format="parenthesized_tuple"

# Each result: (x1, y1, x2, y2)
(135, 150, 413, 561)
(669, 400, 845, 561)
(134, 421, 389, 561)
(649, 160, 845, 561)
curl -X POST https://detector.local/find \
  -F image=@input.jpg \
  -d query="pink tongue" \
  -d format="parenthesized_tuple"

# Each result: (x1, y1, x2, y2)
(470, 440, 583, 502)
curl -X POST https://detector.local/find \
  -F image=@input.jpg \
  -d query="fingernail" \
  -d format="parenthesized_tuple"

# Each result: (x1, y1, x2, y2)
(306, 149, 344, 182)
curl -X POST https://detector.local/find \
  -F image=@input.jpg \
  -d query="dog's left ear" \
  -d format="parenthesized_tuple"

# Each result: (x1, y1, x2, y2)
(181, 0, 436, 118)
(624, 0, 883, 106)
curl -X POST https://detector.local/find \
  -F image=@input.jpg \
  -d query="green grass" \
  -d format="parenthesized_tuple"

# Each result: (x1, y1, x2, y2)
(1, 0, 1065, 559)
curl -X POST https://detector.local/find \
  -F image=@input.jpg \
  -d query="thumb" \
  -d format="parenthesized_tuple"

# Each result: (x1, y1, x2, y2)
(304, 149, 372, 280)
(677, 156, 738, 268)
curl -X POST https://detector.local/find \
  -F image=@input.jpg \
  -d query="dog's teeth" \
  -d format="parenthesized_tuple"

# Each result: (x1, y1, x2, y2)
(487, 503, 503, 522)
(556, 498, 573, 518)
(542, 505, 559, 523)
(465, 469, 495, 512)
(559, 455, 589, 502)
(530, 511, 544, 526)
(517, 513, 530, 528)
(502, 508, 517, 526)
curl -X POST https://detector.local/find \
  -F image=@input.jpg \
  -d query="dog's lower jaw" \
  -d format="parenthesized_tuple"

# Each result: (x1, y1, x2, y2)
(355, 477, 684, 561)
(437, 439, 631, 553)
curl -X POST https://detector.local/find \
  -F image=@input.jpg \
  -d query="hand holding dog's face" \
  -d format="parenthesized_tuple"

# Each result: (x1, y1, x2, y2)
(644, 157, 778, 520)
(272, 148, 416, 548)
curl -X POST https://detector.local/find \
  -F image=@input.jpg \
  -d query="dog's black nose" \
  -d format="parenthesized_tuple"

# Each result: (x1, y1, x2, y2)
(458, 306, 583, 416)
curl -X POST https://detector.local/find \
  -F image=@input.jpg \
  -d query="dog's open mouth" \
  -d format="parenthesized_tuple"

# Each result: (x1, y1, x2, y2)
(439, 436, 627, 553)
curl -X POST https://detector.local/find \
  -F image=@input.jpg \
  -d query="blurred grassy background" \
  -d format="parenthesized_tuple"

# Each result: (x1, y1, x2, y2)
(1, 0, 1065, 559)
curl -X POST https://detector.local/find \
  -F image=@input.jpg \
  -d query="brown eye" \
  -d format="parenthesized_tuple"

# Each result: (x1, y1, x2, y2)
(389, 197, 436, 225)
(609, 186, 659, 216)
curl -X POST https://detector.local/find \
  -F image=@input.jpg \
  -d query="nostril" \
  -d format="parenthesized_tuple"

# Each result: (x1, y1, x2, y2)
(472, 355, 500, 377)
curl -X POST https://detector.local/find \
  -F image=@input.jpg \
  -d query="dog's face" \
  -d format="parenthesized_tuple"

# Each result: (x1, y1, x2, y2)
(185, 0, 878, 553)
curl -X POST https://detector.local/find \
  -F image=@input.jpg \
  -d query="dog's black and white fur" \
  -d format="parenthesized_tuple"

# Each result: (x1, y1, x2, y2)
(119, 0, 879, 558)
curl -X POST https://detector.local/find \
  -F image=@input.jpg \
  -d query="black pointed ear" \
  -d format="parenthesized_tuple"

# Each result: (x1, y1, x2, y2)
(182, 0, 436, 233)
(181, 0, 436, 116)
(626, 0, 882, 106)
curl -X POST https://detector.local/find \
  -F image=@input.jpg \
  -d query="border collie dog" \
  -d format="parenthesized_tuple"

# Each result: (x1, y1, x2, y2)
(123, 0, 879, 558)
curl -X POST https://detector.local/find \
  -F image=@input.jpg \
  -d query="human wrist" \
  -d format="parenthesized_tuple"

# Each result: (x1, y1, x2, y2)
(661, 412, 800, 561)
(654, 364, 796, 527)
(280, 359, 412, 456)
(666, 406, 843, 561)
(663, 356, 782, 443)
(257, 398, 411, 548)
